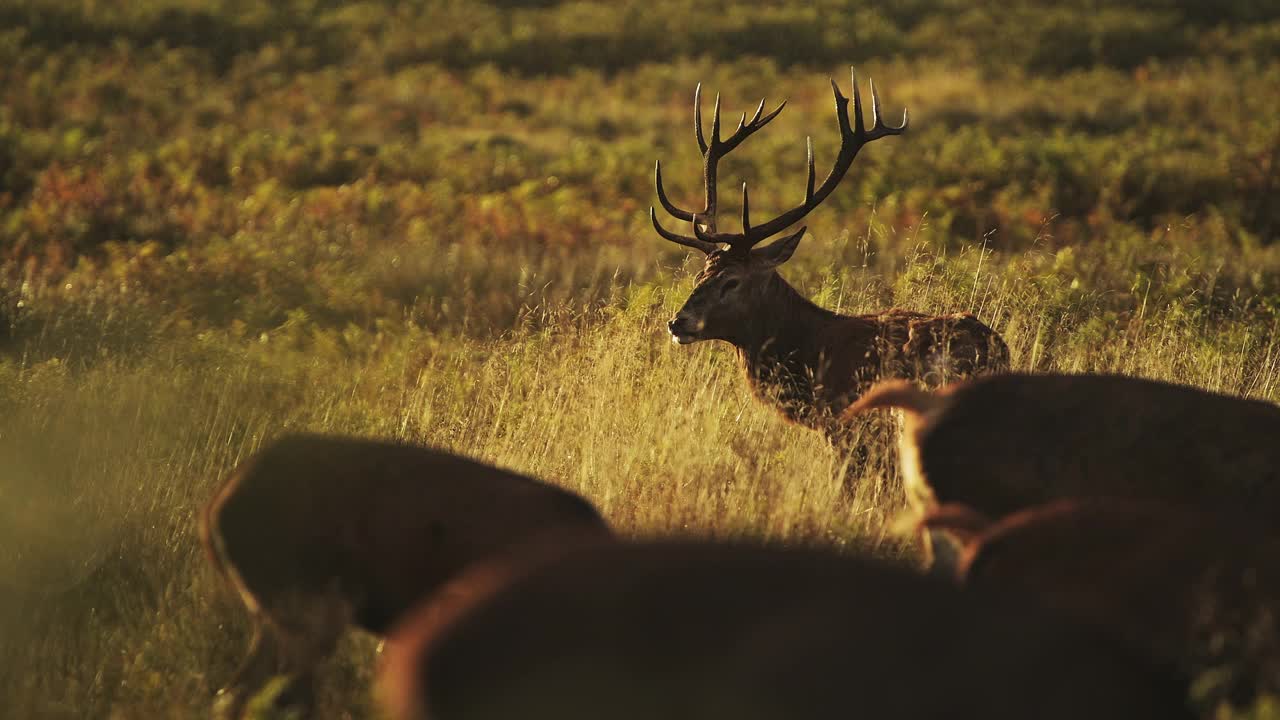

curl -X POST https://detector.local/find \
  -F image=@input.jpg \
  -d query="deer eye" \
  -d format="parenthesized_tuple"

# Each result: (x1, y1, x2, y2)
(720, 279, 741, 296)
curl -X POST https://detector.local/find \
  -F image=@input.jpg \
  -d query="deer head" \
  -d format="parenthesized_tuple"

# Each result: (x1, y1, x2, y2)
(652, 70, 908, 345)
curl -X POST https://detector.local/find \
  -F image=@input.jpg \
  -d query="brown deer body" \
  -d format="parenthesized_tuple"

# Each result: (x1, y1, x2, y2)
(379, 540, 1191, 720)
(201, 434, 611, 718)
(843, 372, 1280, 565)
(652, 72, 1008, 440)
(924, 499, 1280, 708)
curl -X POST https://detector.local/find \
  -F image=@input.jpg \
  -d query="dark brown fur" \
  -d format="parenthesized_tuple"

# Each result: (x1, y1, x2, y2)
(925, 499, 1280, 707)
(380, 540, 1191, 720)
(671, 249, 1009, 441)
(844, 372, 1280, 522)
(202, 434, 612, 718)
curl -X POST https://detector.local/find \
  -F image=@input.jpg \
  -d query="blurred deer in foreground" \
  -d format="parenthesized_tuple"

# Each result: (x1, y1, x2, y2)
(923, 499, 1280, 710)
(379, 540, 1191, 720)
(844, 372, 1280, 566)
(652, 70, 1008, 443)
(201, 434, 611, 719)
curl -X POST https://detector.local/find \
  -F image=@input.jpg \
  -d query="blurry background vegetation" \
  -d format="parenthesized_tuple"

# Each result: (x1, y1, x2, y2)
(2, 1, 1280, 718)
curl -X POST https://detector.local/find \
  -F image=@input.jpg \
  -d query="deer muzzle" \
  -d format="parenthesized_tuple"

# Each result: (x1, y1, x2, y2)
(667, 315, 705, 345)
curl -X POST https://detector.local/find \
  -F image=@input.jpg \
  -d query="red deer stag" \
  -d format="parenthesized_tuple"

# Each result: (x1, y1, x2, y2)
(843, 372, 1280, 565)
(652, 71, 1008, 441)
(201, 434, 612, 719)
(923, 499, 1280, 709)
(379, 540, 1191, 720)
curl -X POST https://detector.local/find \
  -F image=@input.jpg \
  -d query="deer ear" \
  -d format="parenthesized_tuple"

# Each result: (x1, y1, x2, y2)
(752, 227, 805, 268)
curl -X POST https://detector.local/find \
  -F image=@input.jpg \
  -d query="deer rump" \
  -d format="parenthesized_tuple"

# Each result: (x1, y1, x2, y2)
(382, 541, 1191, 720)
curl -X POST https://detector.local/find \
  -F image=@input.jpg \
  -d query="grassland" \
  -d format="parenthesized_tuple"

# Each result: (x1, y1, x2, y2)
(3, 1, 1280, 717)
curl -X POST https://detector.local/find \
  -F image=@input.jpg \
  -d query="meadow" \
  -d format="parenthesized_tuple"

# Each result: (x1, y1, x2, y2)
(2, 1, 1280, 717)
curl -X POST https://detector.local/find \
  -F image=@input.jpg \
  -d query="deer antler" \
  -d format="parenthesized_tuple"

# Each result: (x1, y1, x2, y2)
(651, 69, 908, 255)
(651, 84, 786, 254)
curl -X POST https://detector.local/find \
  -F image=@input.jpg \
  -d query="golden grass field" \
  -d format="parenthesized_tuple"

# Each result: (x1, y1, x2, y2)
(3, 1, 1280, 717)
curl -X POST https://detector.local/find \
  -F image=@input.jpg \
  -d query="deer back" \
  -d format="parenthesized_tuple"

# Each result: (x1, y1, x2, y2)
(204, 433, 611, 634)
(381, 540, 1192, 720)
(850, 372, 1280, 521)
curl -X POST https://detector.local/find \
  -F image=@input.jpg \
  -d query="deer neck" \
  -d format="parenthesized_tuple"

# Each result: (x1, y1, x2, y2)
(733, 272, 839, 391)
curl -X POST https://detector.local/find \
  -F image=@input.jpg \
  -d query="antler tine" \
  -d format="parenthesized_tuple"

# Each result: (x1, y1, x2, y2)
(869, 76, 880, 130)
(724, 98, 786, 151)
(849, 69, 865, 136)
(741, 182, 751, 234)
(805, 136, 816, 204)
(711, 93, 722, 146)
(694, 84, 708, 155)
(864, 75, 910, 140)
(650, 207, 717, 254)
(830, 78, 852, 138)
(655, 160, 696, 221)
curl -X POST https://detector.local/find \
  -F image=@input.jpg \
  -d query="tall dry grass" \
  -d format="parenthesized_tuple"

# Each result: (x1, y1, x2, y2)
(4, 235, 1280, 716)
